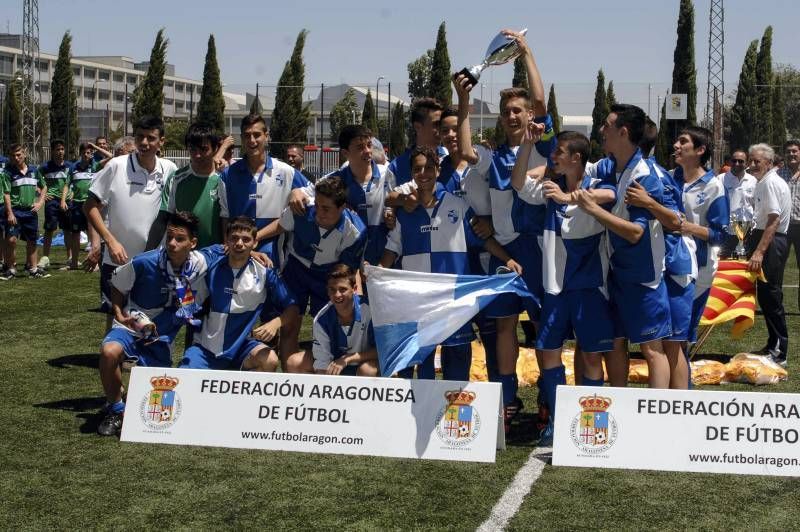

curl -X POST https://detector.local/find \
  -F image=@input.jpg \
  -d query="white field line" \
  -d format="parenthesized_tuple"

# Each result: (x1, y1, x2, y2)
(476, 446, 552, 532)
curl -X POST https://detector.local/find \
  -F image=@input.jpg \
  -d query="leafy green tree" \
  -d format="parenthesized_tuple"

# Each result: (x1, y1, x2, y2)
(728, 40, 759, 151)
(606, 80, 618, 109)
(429, 22, 452, 106)
(547, 84, 561, 134)
(512, 56, 529, 91)
(389, 101, 407, 156)
(131, 29, 168, 123)
(163, 118, 189, 150)
(49, 31, 79, 157)
(196, 34, 225, 133)
(329, 87, 359, 145)
(407, 49, 433, 101)
(656, 100, 671, 167)
(361, 89, 377, 134)
(590, 69, 608, 161)
(754, 26, 773, 143)
(270, 29, 311, 159)
(3, 77, 22, 147)
(671, 0, 697, 128)
(774, 63, 800, 138)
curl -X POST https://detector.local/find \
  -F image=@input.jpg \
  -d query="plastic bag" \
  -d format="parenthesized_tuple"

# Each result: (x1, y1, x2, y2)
(690, 359, 726, 385)
(722, 353, 788, 385)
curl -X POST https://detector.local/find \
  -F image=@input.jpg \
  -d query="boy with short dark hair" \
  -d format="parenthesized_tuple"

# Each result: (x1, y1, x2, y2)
(62, 143, 100, 270)
(39, 139, 72, 269)
(1, 143, 49, 280)
(388, 97, 447, 186)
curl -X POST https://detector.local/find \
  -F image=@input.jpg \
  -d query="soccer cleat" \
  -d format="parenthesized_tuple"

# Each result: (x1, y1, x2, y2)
(0, 268, 16, 281)
(538, 422, 554, 447)
(29, 268, 51, 279)
(37, 255, 50, 270)
(97, 411, 124, 436)
(770, 354, 788, 368)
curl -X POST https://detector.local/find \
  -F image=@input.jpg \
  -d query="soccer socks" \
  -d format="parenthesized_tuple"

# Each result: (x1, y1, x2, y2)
(441, 344, 471, 381)
(541, 365, 566, 421)
(109, 400, 125, 414)
(583, 376, 604, 387)
(480, 329, 500, 382)
(499, 373, 518, 407)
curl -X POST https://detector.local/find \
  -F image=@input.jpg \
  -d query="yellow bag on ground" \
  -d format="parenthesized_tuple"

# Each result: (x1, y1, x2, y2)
(690, 359, 726, 385)
(722, 353, 788, 385)
(628, 359, 649, 384)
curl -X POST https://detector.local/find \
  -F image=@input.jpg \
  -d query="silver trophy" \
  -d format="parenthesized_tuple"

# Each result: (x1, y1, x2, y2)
(458, 29, 529, 86)
(730, 211, 754, 260)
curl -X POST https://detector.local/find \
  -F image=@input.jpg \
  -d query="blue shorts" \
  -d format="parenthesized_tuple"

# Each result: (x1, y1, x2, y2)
(6, 208, 39, 241)
(609, 273, 672, 345)
(485, 234, 542, 320)
(44, 199, 70, 232)
(69, 201, 88, 232)
(537, 288, 615, 353)
(689, 288, 711, 343)
(665, 276, 695, 342)
(281, 255, 328, 316)
(103, 327, 173, 367)
(178, 339, 266, 370)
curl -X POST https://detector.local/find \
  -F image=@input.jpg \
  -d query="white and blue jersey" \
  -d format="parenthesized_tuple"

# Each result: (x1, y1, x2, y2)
(438, 150, 491, 217)
(605, 150, 666, 287)
(218, 156, 309, 257)
(674, 166, 729, 290)
(487, 114, 556, 246)
(321, 161, 395, 264)
(312, 294, 375, 371)
(109, 246, 222, 343)
(518, 174, 612, 295)
(386, 189, 484, 275)
(388, 145, 448, 186)
(193, 257, 296, 362)
(280, 205, 367, 273)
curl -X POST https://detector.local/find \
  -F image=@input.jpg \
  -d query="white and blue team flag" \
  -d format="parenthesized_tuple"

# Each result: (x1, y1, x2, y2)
(365, 265, 533, 377)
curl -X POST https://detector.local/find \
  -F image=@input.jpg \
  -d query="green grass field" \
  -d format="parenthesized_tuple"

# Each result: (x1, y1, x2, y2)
(1, 245, 799, 530)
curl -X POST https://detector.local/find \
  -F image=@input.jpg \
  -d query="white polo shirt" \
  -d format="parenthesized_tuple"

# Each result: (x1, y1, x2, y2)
(753, 170, 791, 233)
(717, 170, 756, 234)
(89, 153, 177, 266)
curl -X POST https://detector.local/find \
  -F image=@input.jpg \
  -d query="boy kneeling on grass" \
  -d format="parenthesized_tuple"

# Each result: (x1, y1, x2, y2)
(312, 264, 378, 376)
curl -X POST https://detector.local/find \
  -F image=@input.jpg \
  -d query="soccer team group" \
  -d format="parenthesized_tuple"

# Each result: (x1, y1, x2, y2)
(1, 32, 794, 444)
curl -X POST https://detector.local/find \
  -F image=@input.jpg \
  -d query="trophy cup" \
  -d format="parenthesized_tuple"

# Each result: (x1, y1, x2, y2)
(458, 29, 529, 86)
(730, 211, 754, 260)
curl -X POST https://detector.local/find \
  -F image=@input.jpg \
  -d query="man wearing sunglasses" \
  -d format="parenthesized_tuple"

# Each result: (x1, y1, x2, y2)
(717, 149, 756, 258)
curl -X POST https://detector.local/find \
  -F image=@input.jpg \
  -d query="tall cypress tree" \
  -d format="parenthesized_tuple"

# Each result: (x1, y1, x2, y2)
(4, 77, 22, 146)
(772, 75, 787, 146)
(512, 56, 529, 90)
(546, 84, 560, 134)
(49, 31, 78, 157)
(729, 40, 759, 151)
(361, 89, 377, 135)
(671, 0, 697, 128)
(656, 100, 671, 167)
(590, 69, 608, 161)
(131, 28, 168, 123)
(606, 80, 618, 108)
(270, 29, 311, 159)
(389, 101, 407, 157)
(428, 22, 452, 106)
(196, 34, 225, 133)
(754, 26, 773, 143)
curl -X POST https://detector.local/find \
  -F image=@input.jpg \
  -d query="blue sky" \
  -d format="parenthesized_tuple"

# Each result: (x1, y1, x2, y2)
(4, 0, 798, 116)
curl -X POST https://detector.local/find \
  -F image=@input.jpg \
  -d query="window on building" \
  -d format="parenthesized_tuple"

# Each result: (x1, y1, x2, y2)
(37, 60, 49, 73)
(113, 73, 124, 83)
(84, 68, 96, 79)
(99, 70, 110, 81)
(126, 75, 137, 84)
(175, 101, 184, 110)
(72, 66, 81, 77)
(38, 82, 50, 93)
(98, 90, 110, 101)
(0, 54, 13, 75)
(175, 83, 184, 93)
(165, 98, 174, 106)
(114, 92, 124, 102)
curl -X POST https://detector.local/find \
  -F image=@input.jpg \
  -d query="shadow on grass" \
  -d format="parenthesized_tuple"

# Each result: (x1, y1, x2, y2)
(505, 412, 543, 448)
(47, 353, 99, 369)
(33, 396, 107, 434)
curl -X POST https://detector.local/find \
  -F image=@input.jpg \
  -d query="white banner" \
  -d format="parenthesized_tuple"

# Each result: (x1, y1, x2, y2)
(553, 386, 800, 477)
(121, 368, 504, 463)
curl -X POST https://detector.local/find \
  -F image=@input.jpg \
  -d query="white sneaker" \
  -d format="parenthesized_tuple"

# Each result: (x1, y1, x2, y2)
(37, 256, 50, 270)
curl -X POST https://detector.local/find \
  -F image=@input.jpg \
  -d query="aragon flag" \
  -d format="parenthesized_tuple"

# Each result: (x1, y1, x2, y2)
(699, 260, 764, 338)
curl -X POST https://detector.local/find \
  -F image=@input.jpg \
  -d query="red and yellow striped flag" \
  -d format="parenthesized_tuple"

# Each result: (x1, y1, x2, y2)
(700, 260, 764, 338)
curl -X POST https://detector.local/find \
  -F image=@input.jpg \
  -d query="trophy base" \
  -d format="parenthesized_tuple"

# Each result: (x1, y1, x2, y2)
(457, 67, 480, 87)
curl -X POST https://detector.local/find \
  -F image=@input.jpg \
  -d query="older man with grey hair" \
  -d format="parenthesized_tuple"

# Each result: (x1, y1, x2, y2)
(746, 143, 791, 366)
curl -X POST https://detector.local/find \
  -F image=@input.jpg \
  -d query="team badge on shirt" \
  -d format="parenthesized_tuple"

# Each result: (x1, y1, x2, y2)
(447, 209, 459, 224)
(696, 191, 707, 205)
(435, 390, 481, 447)
(569, 394, 618, 454)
